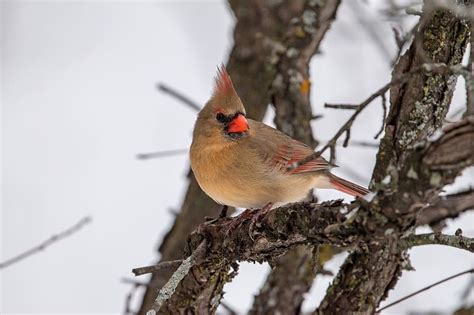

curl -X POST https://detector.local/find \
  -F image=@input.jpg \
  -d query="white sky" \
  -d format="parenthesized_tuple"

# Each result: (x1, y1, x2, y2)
(2, 1, 473, 314)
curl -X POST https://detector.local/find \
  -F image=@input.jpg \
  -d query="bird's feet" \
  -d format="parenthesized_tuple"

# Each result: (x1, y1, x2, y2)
(224, 208, 255, 238)
(248, 203, 273, 239)
(223, 203, 273, 239)
(205, 205, 229, 224)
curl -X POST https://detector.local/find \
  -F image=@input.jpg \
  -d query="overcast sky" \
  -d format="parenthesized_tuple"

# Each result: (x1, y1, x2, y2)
(2, 1, 473, 314)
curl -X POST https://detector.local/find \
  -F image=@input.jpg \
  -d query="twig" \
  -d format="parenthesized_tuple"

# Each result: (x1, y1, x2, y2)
(399, 233, 474, 253)
(132, 259, 184, 276)
(220, 301, 238, 315)
(0, 216, 91, 269)
(377, 268, 474, 312)
(136, 149, 188, 160)
(374, 92, 387, 139)
(324, 103, 359, 110)
(122, 278, 150, 286)
(289, 63, 469, 171)
(391, 23, 419, 66)
(136, 140, 379, 161)
(147, 241, 207, 314)
(157, 83, 201, 112)
(124, 283, 139, 315)
(122, 278, 157, 315)
(417, 189, 474, 226)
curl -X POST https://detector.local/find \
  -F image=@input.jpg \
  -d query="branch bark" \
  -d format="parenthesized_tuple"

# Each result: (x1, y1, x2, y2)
(399, 233, 474, 252)
(316, 1, 471, 313)
(417, 189, 474, 227)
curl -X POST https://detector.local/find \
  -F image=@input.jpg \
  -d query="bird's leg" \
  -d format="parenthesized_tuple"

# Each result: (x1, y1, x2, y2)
(248, 202, 273, 239)
(219, 205, 228, 218)
(224, 208, 255, 237)
(205, 205, 229, 223)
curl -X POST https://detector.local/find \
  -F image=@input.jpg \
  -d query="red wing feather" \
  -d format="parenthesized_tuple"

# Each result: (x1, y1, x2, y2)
(273, 140, 330, 174)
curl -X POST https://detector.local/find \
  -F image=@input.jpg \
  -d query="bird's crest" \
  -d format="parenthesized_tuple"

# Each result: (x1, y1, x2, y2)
(213, 65, 236, 98)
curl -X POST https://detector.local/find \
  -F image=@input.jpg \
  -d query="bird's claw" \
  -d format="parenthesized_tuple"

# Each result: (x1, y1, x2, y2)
(248, 203, 273, 240)
(224, 208, 254, 238)
(205, 205, 229, 224)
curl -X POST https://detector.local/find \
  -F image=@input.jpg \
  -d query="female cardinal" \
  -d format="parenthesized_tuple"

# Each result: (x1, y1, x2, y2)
(190, 66, 369, 211)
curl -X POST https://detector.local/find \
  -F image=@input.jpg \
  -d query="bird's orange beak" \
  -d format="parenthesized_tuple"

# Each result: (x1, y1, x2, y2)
(227, 113, 249, 133)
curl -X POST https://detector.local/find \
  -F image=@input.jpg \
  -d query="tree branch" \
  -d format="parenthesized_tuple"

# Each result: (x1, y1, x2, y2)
(400, 233, 474, 252)
(133, 260, 184, 276)
(156, 83, 201, 112)
(417, 189, 474, 227)
(377, 268, 474, 312)
(0, 216, 91, 269)
(147, 241, 206, 314)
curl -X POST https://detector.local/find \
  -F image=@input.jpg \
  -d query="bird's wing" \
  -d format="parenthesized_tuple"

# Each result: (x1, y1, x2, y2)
(246, 120, 331, 175)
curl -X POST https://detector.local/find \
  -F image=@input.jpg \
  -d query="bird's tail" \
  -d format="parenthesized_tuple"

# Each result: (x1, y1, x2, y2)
(328, 174, 370, 197)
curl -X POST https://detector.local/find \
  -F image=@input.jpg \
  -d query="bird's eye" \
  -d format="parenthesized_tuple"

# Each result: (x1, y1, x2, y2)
(216, 113, 227, 123)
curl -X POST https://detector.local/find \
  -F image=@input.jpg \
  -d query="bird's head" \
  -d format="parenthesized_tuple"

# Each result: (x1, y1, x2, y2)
(194, 66, 249, 141)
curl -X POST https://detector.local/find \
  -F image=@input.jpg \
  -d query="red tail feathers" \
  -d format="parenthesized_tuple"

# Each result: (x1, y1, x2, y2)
(328, 174, 370, 197)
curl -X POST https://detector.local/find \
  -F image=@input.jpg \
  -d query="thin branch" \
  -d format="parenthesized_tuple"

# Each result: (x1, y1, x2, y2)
(374, 92, 387, 139)
(157, 83, 201, 112)
(147, 241, 207, 314)
(399, 233, 474, 253)
(220, 301, 238, 315)
(132, 260, 184, 276)
(377, 268, 474, 312)
(417, 189, 474, 226)
(324, 103, 359, 110)
(136, 140, 379, 162)
(122, 278, 151, 286)
(289, 62, 469, 172)
(124, 283, 140, 315)
(136, 149, 188, 160)
(0, 216, 92, 269)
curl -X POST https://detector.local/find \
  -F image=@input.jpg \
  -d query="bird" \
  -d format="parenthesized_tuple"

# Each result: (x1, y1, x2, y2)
(190, 66, 369, 214)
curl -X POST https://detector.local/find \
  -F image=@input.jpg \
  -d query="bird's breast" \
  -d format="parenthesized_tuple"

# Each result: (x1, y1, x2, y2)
(190, 144, 319, 209)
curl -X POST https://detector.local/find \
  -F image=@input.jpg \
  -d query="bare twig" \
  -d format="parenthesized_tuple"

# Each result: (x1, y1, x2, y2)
(122, 278, 150, 286)
(220, 301, 238, 315)
(124, 283, 140, 315)
(324, 103, 359, 110)
(136, 149, 188, 160)
(132, 259, 184, 276)
(374, 92, 387, 139)
(157, 83, 201, 112)
(399, 233, 474, 253)
(0, 216, 91, 269)
(289, 63, 469, 171)
(135, 140, 379, 162)
(147, 241, 207, 314)
(417, 189, 474, 226)
(377, 268, 474, 312)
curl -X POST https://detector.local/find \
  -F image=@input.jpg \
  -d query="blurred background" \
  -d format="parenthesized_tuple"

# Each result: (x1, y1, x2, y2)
(2, 0, 473, 314)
